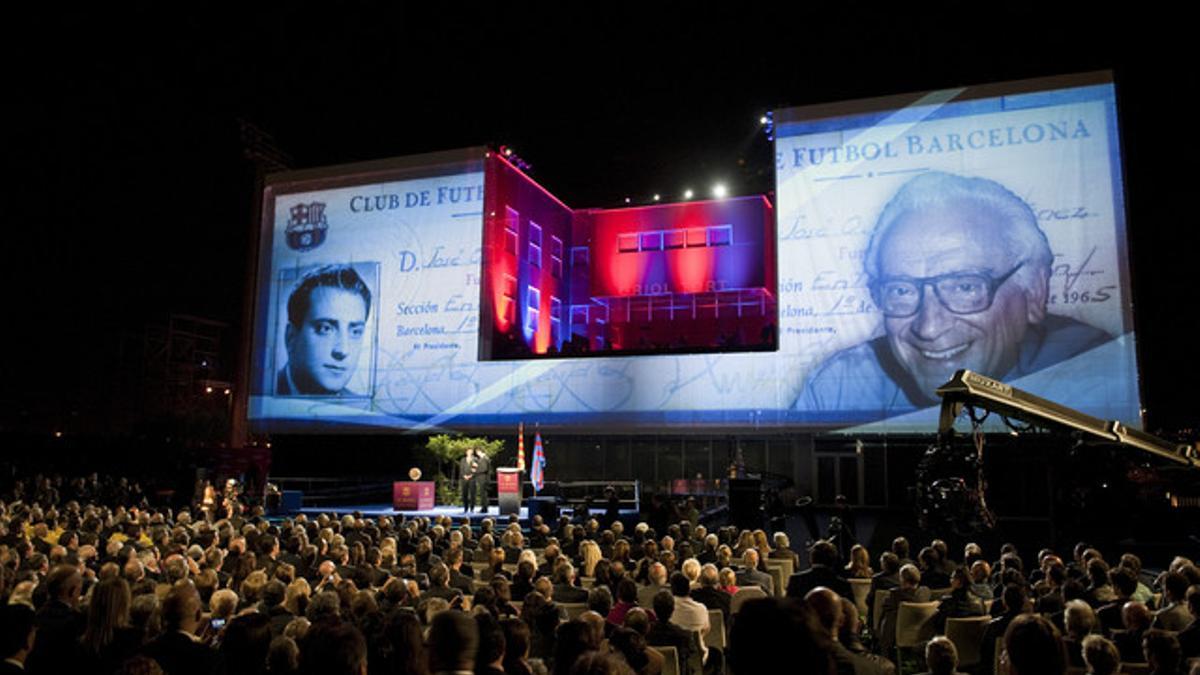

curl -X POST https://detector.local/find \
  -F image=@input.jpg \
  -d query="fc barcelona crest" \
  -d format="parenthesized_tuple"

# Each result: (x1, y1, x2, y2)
(285, 202, 329, 251)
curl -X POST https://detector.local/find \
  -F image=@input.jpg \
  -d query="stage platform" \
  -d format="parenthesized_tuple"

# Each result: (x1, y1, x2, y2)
(291, 503, 640, 526)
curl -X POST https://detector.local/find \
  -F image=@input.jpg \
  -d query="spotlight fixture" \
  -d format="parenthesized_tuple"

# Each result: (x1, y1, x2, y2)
(712, 184, 728, 198)
(496, 144, 532, 171)
(683, 189, 694, 199)
(762, 111, 775, 142)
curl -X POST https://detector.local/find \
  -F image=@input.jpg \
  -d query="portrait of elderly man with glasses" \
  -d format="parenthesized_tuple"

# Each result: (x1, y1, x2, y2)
(796, 171, 1112, 417)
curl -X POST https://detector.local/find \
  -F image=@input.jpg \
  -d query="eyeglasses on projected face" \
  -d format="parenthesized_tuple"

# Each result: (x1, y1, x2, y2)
(869, 261, 1025, 318)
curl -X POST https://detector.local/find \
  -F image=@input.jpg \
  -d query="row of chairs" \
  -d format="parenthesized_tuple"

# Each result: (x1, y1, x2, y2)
(647, 608, 728, 675)
(865, 589, 992, 673)
(885, 603, 1185, 675)
(763, 557, 794, 597)
(869, 588, 992, 635)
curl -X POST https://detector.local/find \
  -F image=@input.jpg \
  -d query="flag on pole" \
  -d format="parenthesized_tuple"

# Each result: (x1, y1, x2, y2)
(517, 422, 526, 472)
(531, 428, 546, 493)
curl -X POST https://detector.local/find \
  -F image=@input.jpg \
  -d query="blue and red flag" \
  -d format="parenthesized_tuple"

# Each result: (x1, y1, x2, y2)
(531, 428, 546, 493)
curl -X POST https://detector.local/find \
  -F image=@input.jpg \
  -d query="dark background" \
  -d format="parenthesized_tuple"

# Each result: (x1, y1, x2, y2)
(5, 5, 1192, 447)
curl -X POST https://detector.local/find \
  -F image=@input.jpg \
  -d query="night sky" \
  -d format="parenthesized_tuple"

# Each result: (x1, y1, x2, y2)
(7, 6, 1194, 438)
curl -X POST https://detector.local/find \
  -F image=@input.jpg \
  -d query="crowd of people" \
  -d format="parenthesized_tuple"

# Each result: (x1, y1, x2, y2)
(1, 472, 1198, 675)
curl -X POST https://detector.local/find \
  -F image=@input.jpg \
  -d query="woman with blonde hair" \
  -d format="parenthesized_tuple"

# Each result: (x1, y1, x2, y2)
(844, 544, 873, 579)
(284, 577, 311, 616)
(752, 529, 773, 560)
(580, 539, 602, 578)
(719, 567, 739, 595)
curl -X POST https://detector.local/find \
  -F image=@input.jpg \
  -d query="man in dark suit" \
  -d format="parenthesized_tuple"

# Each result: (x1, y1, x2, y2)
(1095, 567, 1137, 634)
(460, 447, 491, 514)
(1111, 601, 1152, 663)
(25, 565, 84, 675)
(142, 583, 215, 675)
(0, 605, 35, 674)
(979, 584, 1028, 675)
(256, 535, 281, 579)
(421, 563, 464, 603)
(808, 587, 892, 675)
(878, 564, 933, 658)
(691, 564, 732, 623)
(769, 532, 801, 568)
(260, 581, 295, 637)
(646, 590, 701, 675)
(552, 562, 589, 605)
(444, 548, 474, 596)
(1151, 572, 1192, 631)
(537, 544, 561, 578)
(735, 549, 774, 596)
(787, 541, 852, 600)
(868, 552, 902, 630)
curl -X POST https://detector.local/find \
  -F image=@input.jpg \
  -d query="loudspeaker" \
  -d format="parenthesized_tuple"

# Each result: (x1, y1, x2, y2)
(527, 496, 559, 522)
(728, 479, 763, 530)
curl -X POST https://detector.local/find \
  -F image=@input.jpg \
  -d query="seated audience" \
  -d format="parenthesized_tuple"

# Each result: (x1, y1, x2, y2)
(5, 471, 1200, 675)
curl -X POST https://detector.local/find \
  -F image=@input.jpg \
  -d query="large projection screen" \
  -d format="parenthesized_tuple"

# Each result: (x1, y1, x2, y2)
(248, 149, 794, 433)
(247, 73, 1140, 434)
(774, 71, 1142, 431)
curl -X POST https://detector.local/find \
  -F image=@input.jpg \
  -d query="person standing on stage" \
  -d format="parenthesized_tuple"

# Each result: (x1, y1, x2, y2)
(461, 447, 492, 513)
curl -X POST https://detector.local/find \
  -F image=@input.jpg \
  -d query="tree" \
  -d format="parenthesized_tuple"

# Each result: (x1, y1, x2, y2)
(425, 435, 505, 505)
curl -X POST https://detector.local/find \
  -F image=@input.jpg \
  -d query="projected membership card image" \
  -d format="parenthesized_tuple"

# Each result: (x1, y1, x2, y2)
(775, 74, 1141, 428)
(273, 262, 380, 398)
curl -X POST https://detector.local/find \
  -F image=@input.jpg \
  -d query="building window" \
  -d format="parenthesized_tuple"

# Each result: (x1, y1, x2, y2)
(708, 224, 732, 246)
(686, 228, 707, 247)
(526, 285, 541, 333)
(500, 273, 517, 324)
(528, 222, 542, 267)
(503, 207, 519, 256)
(617, 233, 639, 253)
(664, 230, 686, 249)
(571, 246, 589, 268)
(550, 236, 563, 279)
(550, 296, 562, 346)
(639, 231, 663, 251)
(570, 305, 589, 336)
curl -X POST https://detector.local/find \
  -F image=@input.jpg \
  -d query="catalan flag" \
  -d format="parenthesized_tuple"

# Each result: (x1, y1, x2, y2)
(531, 428, 546, 493)
(517, 422, 526, 472)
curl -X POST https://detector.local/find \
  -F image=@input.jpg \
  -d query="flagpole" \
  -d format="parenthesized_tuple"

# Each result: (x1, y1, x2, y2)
(517, 421, 526, 473)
